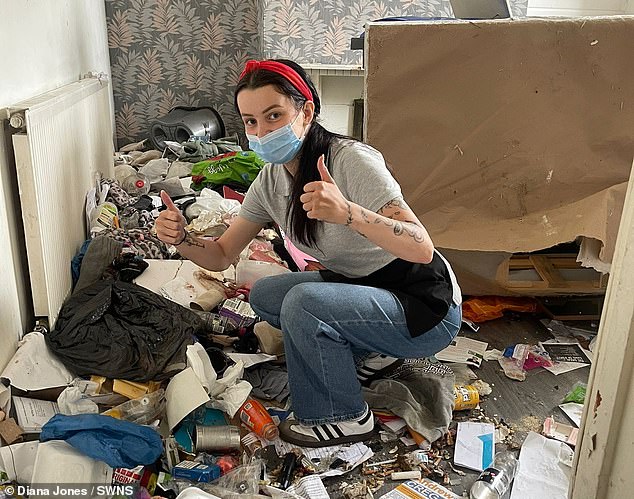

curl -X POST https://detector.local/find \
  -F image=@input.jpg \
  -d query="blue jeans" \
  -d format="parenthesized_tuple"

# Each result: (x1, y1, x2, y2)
(249, 271, 461, 425)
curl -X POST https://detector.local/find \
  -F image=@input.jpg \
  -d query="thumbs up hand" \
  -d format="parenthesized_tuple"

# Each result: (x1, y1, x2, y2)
(156, 190, 188, 245)
(300, 155, 351, 224)
(161, 190, 180, 212)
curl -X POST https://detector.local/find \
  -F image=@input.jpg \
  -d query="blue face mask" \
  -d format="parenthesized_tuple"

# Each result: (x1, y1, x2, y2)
(247, 112, 305, 164)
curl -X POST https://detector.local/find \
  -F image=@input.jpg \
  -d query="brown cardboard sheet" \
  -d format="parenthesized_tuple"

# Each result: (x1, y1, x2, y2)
(365, 18, 634, 270)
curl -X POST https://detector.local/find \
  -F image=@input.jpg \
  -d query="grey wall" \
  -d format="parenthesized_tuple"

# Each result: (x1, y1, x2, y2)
(106, 0, 528, 146)
(105, 0, 261, 147)
(263, 0, 528, 65)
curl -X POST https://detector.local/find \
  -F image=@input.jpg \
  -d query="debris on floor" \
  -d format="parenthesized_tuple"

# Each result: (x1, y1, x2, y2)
(0, 137, 595, 498)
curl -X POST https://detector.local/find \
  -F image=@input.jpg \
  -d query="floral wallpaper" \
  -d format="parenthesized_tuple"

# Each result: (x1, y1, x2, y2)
(106, 0, 528, 146)
(105, 0, 261, 147)
(262, 0, 528, 65)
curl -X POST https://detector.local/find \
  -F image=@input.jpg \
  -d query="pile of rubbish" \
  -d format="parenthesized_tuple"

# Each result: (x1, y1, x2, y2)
(0, 137, 592, 498)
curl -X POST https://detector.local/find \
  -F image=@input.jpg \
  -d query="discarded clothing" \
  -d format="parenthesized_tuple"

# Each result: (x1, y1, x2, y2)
(102, 178, 140, 208)
(74, 235, 123, 293)
(362, 359, 455, 443)
(40, 414, 163, 468)
(178, 136, 242, 163)
(71, 239, 92, 286)
(243, 364, 290, 402)
(100, 227, 170, 259)
(47, 280, 199, 381)
(104, 253, 149, 283)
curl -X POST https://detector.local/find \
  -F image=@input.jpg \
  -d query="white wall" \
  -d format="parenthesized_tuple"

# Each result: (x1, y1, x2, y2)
(0, 0, 113, 372)
(320, 76, 364, 136)
(528, 0, 631, 16)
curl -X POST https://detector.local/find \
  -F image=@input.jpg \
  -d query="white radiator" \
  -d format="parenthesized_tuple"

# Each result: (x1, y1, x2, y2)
(8, 78, 114, 328)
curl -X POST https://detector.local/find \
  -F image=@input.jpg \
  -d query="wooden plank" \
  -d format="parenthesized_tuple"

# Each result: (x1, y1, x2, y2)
(509, 255, 582, 270)
(529, 255, 569, 287)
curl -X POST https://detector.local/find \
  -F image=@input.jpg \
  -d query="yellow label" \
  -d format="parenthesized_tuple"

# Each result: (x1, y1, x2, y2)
(453, 385, 480, 410)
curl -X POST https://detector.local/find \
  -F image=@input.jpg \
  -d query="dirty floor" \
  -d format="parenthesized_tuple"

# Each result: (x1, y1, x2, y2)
(323, 313, 591, 498)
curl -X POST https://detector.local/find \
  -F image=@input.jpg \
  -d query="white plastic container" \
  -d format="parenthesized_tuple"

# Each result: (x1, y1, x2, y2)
(31, 440, 113, 484)
(235, 259, 291, 288)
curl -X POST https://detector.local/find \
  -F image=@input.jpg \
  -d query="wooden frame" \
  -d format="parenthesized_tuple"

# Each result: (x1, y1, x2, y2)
(572, 160, 634, 498)
(496, 253, 608, 295)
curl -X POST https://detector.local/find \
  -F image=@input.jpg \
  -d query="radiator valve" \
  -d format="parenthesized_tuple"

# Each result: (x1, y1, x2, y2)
(9, 112, 25, 129)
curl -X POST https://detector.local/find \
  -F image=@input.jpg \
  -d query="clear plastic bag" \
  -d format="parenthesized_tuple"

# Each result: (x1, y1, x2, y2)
(175, 459, 264, 498)
(498, 344, 529, 381)
(102, 388, 165, 425)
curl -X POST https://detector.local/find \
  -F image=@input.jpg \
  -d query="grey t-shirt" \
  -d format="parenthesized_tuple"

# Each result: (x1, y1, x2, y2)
(239, 140, 402, 278)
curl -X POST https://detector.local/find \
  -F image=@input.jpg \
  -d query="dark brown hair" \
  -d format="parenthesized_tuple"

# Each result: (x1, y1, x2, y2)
(235, 59, 349, 247)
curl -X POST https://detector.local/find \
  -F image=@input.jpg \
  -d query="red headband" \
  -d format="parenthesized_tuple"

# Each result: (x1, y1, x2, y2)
(239, 60, 314, 103)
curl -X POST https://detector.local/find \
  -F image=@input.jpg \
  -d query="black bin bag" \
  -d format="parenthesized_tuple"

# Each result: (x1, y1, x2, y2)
(46, 281, 200, 382)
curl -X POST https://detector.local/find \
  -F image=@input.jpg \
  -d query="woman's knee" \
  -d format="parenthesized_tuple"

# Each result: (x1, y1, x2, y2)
(279, 283, 323, 328)
(248, 278, 269, 314)
(249, 275, 288, 315)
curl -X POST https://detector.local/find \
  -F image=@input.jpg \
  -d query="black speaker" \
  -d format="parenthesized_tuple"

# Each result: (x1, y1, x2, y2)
(149, 106, 225, 150)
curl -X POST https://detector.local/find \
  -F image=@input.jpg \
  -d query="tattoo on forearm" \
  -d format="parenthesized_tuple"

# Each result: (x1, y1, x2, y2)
(361, 208, 371, 224)
(360, 197, 426, 243)
(396, 223, 426, 242)
(345, 201, 353, 226)
(183, 233, 205, 248)
(372, 214, 426, 243)
(378, 197, 408, 215)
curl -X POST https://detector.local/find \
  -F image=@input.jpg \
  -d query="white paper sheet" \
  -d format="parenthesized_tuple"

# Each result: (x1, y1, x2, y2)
(435, 337, 488, 368)
(186, 343, 218, 394)
(559, 402, 584, 427)
(539, 341, 592, 375)
(133, 260, 182, 293)
(226, 352, 277, 369)
(1, 332, 75, 391)
(286, 475, 331, 498)
(0, 441, 39, 483)
(454, 422, 495, 471)
(160, 276, 203, 308)
(510, 431, 573, 499)
(205, 360, 252, 418)
(0, 383, 10, 414)
(383, 418, 408, 433)
(175, 488, 221, 499)
(135, 259, 231, 297)
(12, 396, 59, 432)
(165, 368, 210, 430)
(31, 440, 113, 484)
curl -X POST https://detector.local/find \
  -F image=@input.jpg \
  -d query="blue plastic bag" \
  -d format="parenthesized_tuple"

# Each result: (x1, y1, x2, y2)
(40, 414, 163, 468)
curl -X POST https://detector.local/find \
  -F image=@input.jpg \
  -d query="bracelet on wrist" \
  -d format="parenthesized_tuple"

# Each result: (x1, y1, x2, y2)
(173, 231, 187, 246)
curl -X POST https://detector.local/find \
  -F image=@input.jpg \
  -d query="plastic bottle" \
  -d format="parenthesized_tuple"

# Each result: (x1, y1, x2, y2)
(470, 451, 518, 499)
(122, 172, 150, 196)
(102, 389, 165, 425)
(238, 398, 279, 440)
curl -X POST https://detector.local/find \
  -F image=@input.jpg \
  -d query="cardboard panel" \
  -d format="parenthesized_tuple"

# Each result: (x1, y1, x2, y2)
(365, 18, 634, 267)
